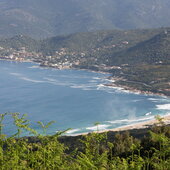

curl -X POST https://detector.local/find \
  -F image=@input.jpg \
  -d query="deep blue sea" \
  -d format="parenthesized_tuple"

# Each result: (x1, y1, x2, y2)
(0, 60, 170, 136)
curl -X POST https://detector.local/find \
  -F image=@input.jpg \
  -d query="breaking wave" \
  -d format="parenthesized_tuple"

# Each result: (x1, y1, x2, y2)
(86, 124, 111, 131)
(65, 128, 81, 134)
(106, 116, 155, 124)
(156, 104, 170, 110)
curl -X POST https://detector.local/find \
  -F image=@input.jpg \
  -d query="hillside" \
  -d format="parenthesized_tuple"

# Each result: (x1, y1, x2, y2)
(114, 29, 170, 65)
(1, 0, 170, 38)
(40, 29, 161, 55)
(0, 27, 170, 96)
(0, 35, 40, 51)
(40, 28, 170, 67)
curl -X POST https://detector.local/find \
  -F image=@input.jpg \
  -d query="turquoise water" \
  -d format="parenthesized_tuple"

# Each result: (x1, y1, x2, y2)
(0, 60, 170, 136)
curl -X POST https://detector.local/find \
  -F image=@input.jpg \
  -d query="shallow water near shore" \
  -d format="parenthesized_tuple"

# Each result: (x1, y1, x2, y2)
(0, 60, 170, 136)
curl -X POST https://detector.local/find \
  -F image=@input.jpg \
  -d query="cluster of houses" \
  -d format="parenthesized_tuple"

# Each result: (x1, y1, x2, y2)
(0, 46, 43, 62)
(0, 45, 124, 71)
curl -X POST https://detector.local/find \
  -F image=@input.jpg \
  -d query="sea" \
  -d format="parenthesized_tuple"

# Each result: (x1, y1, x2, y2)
(0, 60, 170, 136)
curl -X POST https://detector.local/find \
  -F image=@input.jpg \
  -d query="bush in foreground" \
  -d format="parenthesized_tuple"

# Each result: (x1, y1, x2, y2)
(0, 113, 170, 169)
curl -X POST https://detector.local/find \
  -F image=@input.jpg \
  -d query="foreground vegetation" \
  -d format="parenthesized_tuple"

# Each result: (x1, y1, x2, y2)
(0, 113, 170, 169)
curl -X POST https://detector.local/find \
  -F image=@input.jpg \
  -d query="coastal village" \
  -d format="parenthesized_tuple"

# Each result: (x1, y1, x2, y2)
(0, 45, 122, 72)
(0, 46, 42, 62)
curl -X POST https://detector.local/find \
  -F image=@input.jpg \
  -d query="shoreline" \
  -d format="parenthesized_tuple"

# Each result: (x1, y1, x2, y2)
(69, 114, 170, 136)
(102, 114, 170, 132)
(39, 64, 169, 97)
(0, 58, 168, 97)
(0, 58, 36, 64)
(1, 59, 170, 137)
(104, 81, 168, 97)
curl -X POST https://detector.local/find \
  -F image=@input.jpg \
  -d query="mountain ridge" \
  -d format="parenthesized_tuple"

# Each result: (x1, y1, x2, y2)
(1, 0, 170, 38)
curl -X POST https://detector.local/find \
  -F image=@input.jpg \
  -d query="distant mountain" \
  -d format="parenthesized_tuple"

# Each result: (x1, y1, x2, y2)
(1, 0, 170, 38)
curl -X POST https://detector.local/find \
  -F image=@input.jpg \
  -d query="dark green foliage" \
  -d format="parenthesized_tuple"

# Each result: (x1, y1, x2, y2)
(112, 131, 140, 157)
(0, 113, 170, 169)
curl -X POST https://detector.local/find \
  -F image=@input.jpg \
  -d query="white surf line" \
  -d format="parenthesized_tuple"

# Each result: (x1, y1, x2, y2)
(86, 124, 111, 131)
(156, 104, 170, 110)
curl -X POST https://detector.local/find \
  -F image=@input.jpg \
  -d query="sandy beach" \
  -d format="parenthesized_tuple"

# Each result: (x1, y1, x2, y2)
(71, 115, 170, 136)
(102, 114, 170, 132)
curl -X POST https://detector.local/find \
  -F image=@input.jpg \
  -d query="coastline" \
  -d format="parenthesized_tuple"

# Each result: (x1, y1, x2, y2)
(0, 58, 168, 97)
(0, 58, 35, 64)
(43, 64, 169, 97)
(67, 66, 169, 97)
(1, 59, 170, 137)
(104, 80, 167, 97)
(69, 114, 170, 136)
(102, 114, 170, 132)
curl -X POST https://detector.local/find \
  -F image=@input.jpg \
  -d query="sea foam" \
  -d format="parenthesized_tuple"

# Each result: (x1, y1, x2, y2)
(20, 77, 44, 83)
(10, 72, 44, 83)
(10, 72, 22, 76)
(65, 128, 80, 134)
(156, 104, 170, 110)
(86, 124, 110, 131)
(107, 116, 155, 124)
